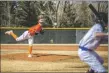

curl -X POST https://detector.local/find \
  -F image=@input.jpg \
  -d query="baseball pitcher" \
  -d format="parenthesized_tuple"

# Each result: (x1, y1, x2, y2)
(5, 15, 45, 58)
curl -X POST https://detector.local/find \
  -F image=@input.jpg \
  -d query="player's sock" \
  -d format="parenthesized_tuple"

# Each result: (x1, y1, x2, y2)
(10, 32, 18, 40)
(28, 46, 32, 55)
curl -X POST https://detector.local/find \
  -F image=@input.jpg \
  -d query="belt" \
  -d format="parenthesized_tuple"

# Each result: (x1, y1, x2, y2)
(79, 46, 92, 51)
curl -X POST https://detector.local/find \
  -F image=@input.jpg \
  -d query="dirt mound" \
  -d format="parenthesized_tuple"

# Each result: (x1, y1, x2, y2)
(1, 53, 72, 62)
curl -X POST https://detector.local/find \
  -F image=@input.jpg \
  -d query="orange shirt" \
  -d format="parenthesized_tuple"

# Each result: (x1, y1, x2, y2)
(28, 23, 42, 36)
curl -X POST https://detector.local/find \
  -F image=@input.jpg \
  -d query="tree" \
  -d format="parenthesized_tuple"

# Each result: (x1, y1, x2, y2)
(0, 1, 108, 27)
(0, 1, 11, 27)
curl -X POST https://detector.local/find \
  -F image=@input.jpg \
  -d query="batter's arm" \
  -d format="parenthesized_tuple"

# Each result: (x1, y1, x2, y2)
(94, 32, 108, 37)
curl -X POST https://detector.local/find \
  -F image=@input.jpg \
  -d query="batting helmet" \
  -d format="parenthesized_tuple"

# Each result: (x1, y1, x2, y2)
(95, 12, 108, 25)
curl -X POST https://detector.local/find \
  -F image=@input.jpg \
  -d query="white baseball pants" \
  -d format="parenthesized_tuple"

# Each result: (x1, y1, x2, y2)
(78, 49, 106, 72)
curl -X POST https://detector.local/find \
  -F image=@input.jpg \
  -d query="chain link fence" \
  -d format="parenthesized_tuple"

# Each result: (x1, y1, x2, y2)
(0, 28, 108, 44)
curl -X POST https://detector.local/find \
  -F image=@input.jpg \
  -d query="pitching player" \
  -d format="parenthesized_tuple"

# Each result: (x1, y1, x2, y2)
(5, 15, 45, 58)
(78, 12, 108, 73)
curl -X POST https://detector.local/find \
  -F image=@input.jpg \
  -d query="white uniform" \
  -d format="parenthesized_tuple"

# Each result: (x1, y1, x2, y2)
(16, 31, 34, 46)
(78, 24, 106, 72)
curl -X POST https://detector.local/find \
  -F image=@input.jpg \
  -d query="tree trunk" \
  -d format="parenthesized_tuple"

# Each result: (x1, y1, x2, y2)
(56, 1, 65, 27)
(7, 1, 11, 26)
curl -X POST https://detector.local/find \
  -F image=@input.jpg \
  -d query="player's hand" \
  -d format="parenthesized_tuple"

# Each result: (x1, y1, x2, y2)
(40, 29, 44, 35)
(35, 33, 39, 35)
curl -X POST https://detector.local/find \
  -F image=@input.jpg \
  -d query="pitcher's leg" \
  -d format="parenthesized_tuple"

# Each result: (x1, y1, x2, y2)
(16, 31, 30, 41)
(5, 30, 18, 40)
(28, 37, 34, 57)
(5, 30, 30, 41)
(28, 46, 32, 57)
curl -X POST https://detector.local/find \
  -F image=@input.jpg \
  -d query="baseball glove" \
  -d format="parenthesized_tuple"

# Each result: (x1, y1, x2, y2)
(40, 29, 44, 35)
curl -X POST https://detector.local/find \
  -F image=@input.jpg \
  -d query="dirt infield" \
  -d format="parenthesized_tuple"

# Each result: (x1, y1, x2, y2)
(1, 44, 108, 72)
(1, 50, 108, 72)
(1, 53, 73, 62)
(1, 44, 108, 51)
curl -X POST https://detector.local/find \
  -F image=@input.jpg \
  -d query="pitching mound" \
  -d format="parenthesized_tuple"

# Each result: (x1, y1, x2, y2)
(1, 53, 73, 62)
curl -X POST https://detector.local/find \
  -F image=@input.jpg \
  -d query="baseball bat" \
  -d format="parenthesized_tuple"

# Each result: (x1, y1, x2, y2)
(89, 4, 105, 31)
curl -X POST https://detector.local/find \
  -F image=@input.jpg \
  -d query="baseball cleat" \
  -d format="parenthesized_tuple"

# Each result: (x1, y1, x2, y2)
(28, 54, 32, 58)
(5, 30, 13, 35)
(86, 69, 95, 73)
